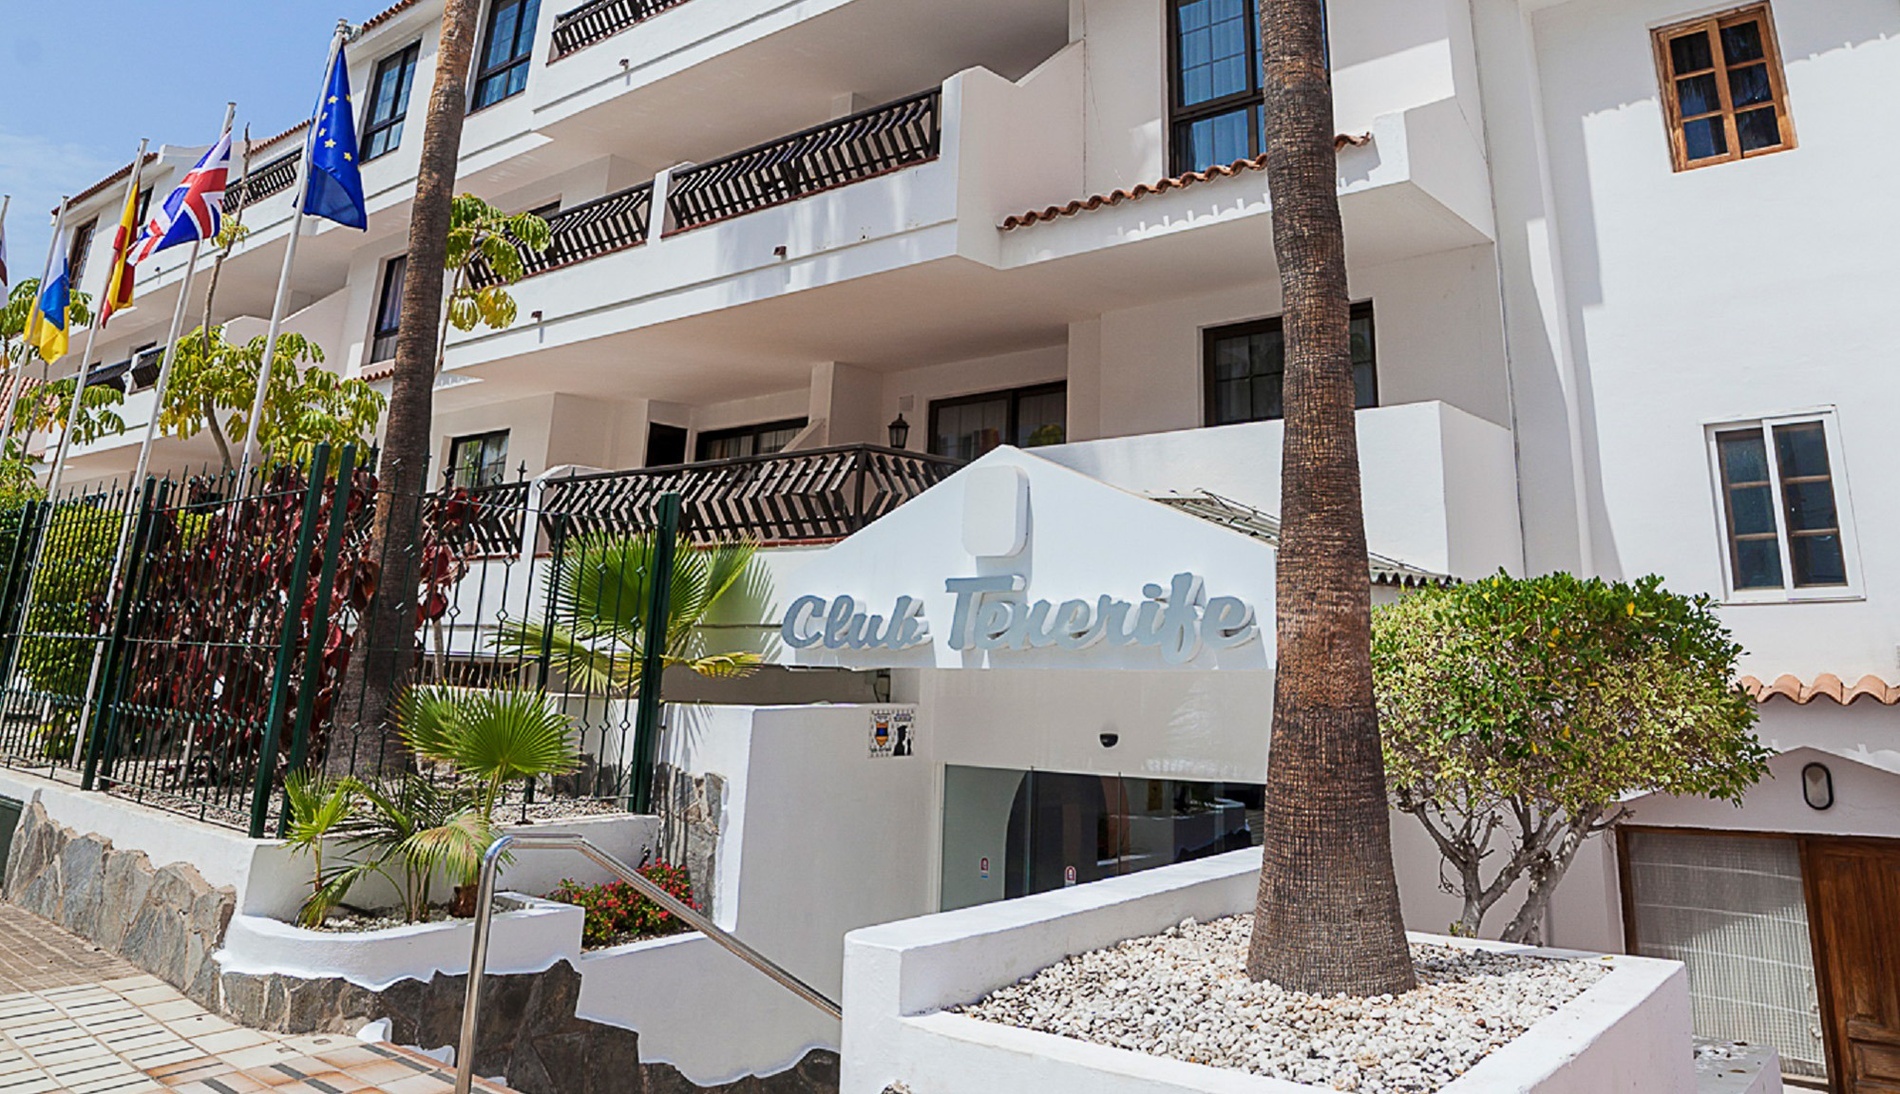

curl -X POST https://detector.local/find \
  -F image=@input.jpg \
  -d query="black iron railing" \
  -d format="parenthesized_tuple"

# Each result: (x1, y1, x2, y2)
(550, 0, 692, 57)
(666, 89, 943, 232)
(540, 444, 960, 545)
(467, 182, 653, 290)
(223, 147, 303, 214)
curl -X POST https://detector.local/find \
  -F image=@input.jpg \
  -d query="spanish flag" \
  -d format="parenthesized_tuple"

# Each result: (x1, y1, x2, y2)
(29, 251, 71, 362)
(99, 158, 144, 327)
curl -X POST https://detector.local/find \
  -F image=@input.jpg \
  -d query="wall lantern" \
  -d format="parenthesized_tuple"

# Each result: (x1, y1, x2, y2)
(1801, 762, 1834, 811)
(888, 413, 911, 450)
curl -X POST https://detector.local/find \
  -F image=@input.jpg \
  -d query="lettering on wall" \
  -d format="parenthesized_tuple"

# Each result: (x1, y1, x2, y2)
(783, 572, 1258, 666)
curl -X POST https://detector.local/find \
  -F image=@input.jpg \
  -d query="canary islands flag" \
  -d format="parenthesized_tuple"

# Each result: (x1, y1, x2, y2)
(304, 43, 368, 229)
(31, 251, 71, 362)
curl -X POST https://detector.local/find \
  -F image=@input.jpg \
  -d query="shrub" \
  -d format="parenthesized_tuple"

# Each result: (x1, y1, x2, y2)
(552, 863, 697, 948)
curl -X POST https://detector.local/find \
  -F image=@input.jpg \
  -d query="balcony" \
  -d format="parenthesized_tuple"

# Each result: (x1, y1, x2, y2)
(537, 444, 961, 547)
(550, 0, 692, 58)
(223, 146, 303, 215)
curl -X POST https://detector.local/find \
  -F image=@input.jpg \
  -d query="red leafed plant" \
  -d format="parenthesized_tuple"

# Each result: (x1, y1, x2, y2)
(551, 862, 698, 949)
(110, 467, 490, 787)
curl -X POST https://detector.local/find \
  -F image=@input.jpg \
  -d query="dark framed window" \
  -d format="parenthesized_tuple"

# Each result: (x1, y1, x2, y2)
(449, 430, 511, 489)
(1653, 4, 1793, 172)
(67, 218, 98, 290)
(370, 254, 407, 363)
(1712, 415, 1851, 595)
(928, 383, 1067, 462)
(695, 418, 807, 462)
(472, 0, 541, 110)
(362, 43, 421, 161)
(1204, 303, 1375, 426)
(1168, 0, 1327, 174)
(134, 187, 153, 229)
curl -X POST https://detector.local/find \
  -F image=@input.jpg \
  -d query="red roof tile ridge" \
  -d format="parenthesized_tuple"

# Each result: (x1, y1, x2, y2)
(65, 153, 160, 211)
(1737, 672, 1899, 705)
(1001, 132, 1373, 230)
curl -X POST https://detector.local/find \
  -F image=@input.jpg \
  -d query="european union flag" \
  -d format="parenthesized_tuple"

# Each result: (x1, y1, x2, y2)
(304, 43, 368, 230)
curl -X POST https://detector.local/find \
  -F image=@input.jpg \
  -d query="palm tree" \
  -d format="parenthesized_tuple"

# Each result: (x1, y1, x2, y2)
(1244, 0, 1416, 995)
(496, 532, 775, 694)
(329, 0, 487, 778)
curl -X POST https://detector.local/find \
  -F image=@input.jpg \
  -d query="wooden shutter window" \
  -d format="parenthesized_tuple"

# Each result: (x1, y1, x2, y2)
(1653, 5, 1795, 171)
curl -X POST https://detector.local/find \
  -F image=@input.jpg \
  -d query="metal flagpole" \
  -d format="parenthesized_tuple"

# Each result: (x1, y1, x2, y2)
(69, 103, 235, 763)
(238, 22, 349, 487)
(2, 196, 70, 448)
(44, 141, 149, 503)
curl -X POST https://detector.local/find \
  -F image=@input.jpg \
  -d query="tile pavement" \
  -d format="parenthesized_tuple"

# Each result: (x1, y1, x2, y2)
(0, 907, 508, 1094)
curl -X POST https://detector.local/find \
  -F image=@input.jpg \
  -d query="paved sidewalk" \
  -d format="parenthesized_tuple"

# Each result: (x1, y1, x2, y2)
(0, 907, 505, 1094)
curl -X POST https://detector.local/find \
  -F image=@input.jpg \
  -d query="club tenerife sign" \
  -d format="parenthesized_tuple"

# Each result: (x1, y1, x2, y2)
(780, 572, 1259, 666)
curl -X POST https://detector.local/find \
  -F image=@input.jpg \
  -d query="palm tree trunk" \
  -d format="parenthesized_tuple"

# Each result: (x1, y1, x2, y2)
(327, 0, 484, 777)
(1245, 0, 1416, 996)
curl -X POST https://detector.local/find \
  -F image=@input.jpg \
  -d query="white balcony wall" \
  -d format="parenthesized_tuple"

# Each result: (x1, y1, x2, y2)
(1040, 402, 1523, 580)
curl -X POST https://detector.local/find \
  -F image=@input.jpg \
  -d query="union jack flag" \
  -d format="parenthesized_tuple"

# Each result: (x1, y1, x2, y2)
(133, 128, 232, 263)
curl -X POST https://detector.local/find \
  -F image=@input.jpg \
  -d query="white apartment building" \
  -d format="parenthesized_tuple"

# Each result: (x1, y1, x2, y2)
(40, 0, 1898, 1088)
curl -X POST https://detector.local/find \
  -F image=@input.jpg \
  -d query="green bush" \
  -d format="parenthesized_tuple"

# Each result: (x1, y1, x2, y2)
(551, 863, 698, 948)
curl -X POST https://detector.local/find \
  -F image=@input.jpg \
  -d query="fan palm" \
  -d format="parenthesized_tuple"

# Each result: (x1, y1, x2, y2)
(282, 772, 360, 927)
(496, 532, 775, 694)
(309, 773, 492, 924)
(395, 686, 580, 824)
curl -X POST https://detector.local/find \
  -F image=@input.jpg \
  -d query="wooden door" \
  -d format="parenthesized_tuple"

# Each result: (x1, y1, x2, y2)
(1807, 839, 1900, 1093)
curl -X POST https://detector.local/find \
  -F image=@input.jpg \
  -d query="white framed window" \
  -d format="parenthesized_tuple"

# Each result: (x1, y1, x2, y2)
(1705, 408, 1860, 602)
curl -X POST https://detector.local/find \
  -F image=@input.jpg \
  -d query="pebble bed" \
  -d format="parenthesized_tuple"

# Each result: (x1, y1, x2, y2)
(956, 914, 1610, 1093)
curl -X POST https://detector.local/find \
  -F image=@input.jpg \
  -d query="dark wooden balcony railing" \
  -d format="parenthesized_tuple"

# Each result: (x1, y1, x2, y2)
(550, 0, 692, 57)
(666, 89, 942, 232)
(222, 148, 302, 215)
(467, 181, 654, 289)
(537, 444, 961, 545)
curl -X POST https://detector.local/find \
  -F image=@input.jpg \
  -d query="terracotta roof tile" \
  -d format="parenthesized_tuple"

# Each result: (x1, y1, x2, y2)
(360, 0, 422, 33)
(1736, 673, 1900, 706)
(361, 362, 396, 382)
(1000, 133, 1372, 230)
(64, 153, 159, 211)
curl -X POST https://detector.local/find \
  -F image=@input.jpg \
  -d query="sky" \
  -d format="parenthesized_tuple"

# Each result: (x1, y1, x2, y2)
(1, 0, 397, 286)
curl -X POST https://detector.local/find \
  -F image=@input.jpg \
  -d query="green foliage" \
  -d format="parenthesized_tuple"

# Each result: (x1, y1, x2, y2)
(283, 772, 361, 927)
(303, 774, 493, 926)
(10, 377, 128, 447)
(442, 194, 552, 337)
(1374, 571, 1772, 941)
(0, 440, 46, 511)
(395, 686, 579, 825)
(19, 505, 123, 704)
(551, 864, 698, 949)
(159, 325, 385, 472)
(496, 533, 775, 694)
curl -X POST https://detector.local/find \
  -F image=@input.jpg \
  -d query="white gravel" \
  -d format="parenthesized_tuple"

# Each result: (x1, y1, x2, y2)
(955, 914, 1611, 1093)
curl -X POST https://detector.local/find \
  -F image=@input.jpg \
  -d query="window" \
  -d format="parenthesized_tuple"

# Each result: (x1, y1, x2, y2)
(472, 0, 541, 110)
(66, 218, 97, 291)
(1168, 0, 1328, 174)
(362, 43, 421, 161)
(1711, 413, 1854, 597)
(928, 383, 1067, 462)
(370, 254, 407, 363)
(1653, 5, 1793, 171)
(134, 187, 153, 229)
(448, 430, 510, 488)
(695, 418, 807, 462)
(1204, 303, 1376, 426)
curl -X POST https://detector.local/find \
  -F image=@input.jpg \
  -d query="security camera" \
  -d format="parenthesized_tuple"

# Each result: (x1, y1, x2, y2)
(1099, 732, 1119, 749)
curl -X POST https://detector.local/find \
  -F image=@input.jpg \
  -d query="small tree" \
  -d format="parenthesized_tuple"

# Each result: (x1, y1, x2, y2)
(12, 379, 128, 448)
(437, 194, 552, 373)
(1373, 572, 1772, 943)
(158, 326, 385, 472)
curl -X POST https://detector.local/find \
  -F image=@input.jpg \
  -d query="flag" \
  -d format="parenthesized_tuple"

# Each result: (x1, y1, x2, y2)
(304, 44, 367, 229)
(99, 159, 147, 327)
(133, 127, 232, 263)
(29, 251, 71, 362)
(0, 208, 9, 290)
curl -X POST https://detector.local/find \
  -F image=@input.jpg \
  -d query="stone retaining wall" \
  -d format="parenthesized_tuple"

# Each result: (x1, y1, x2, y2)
(220, 960, 837, 1094)
(2, 796, 233, 1007)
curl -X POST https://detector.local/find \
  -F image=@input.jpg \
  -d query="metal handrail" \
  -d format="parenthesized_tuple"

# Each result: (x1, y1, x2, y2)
(453, 831, 842, 1094)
